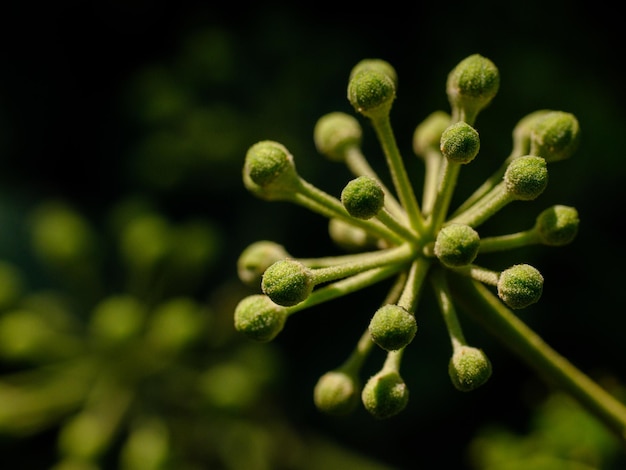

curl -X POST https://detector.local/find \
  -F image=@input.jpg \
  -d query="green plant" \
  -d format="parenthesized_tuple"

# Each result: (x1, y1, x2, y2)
(234, 54, 626, 441)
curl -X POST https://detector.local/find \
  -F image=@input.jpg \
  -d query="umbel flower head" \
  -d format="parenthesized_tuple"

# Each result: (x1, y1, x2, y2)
(235, 53, 581, 418)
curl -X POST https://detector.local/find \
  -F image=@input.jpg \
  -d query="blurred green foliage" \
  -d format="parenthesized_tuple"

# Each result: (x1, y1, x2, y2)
(0, 2, 624, 469)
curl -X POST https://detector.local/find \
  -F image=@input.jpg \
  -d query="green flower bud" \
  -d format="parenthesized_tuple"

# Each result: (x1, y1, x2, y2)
(504, 155, 548, 200)
(446, 54, 499, 123)
(313, 370, 360, 415)
(511, 110, 553, 157)
(412, 110, 451, 157)
(361, 370, 409, 419)
(497, 264, 544, 309)
(234, 295, 287, 342)
(347, 67, 396, 120)
(448, 345, 492, 392)
(0, 309, 54, 359)
(146, 297, 204, 353)
(440, 121, 480, 164)
(58, 411, 108, 460)
(261, 259, 314, 306)
(89, 295, 146, 343)
(369, 304, 417, 351)
(349, 58, 398, 89)
(313, 112, 362, 162)
(534, 205, 579, 246)
(328, 218, 380, 252)
(30, 201, 97, 267)
(341, 176, 385, 220)
(243, 141, 301, 200)
(237, 241, 290, 287)
(529, 111, 581, 162)
(120, 214, 171, 271)
(434, 224, 480, 267)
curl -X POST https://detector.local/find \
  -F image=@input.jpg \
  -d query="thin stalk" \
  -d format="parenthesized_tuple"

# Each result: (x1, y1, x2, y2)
(371, 115, 426, 233)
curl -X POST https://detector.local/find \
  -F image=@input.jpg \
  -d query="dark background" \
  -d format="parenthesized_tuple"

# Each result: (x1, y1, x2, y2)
(1, 1, 625, 468)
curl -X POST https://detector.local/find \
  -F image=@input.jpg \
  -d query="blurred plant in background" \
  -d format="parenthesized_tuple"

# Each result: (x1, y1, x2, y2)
(0, 25, 401, 470)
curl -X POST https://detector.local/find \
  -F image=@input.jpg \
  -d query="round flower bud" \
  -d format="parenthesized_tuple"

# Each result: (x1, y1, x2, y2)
(534, 205, 579, 246)
(261, 259, 314, 307)
(440, 121, 480, 164)
(347, 68, 396, 120)
(233, 295, 287, 342)
(313, 370, 360, 415)
(313, 112, 363, 162)
(497, 264, 544, 309)
(412, 111, 451, 157)
(369, 304, 417, 351)
(529, 111, 581, 162)
(434, 224, 480, 267)
(243, 141, 300, 200)
(448, 345, 492, 392)
(237, 241, 290, 287)
(341, 176, 385, 220)
(349, 58, 398, 89)
(511, 110, 552, 156)
(504, 155, 548, 201)
(361, 370, 409, 419)
(446, 54, 500, 122)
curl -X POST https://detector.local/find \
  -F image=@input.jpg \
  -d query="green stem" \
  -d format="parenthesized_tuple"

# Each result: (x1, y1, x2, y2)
(430, 267, 466, 351)
(450, 157, 510, 218)
(285, 264, 405, 316)
(447, 272, 626, 443)
(341, 328, 375, 376)
(312, 243, 415, 285)
(420, 149, 443, 217)
(447, 181, 512, 228)
(293, 178, 404, 244)
(376, 208, 420, 242)
(397, 258, 431, 312)
(427, 158, 462, 231)
(479, 229, 540, 253)
(371, 115, 425, 233)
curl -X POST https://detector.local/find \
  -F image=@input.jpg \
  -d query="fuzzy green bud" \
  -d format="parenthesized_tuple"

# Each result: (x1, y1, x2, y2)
(448, 346, 492, 392)
(504, 155, 548, 200)
(89, 295, 146, 343)
(440, 121, 480, 164)
(234, 295, 287, 342)
(313, 112, 362, 162)
(361, 370, 409, 419)
(369, 304, 417, 351)
(434, 224, 480, 267)
(412, 111, 451, 157)
(534, 205, 579, 246)
(261, 259, 314, 306)
(313, 370, 360, 415)
(341, 176, 385, 220)
(446, 54, 499, 123)
(529, 111, 580, 162)
(511, 110, 553, 157)
(347, 67, 396, 120)
(349, 58, 398, 88)
(243, 140, 301, 200)
(497, 264, 544, 309)
(237, 241, 290, 287)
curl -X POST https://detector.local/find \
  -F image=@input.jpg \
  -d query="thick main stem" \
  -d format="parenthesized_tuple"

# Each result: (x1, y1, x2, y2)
(447, 272, 626, 444)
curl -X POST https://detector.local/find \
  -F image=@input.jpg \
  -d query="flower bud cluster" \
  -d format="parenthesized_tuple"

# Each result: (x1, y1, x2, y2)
(236, 54, 580, 419)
